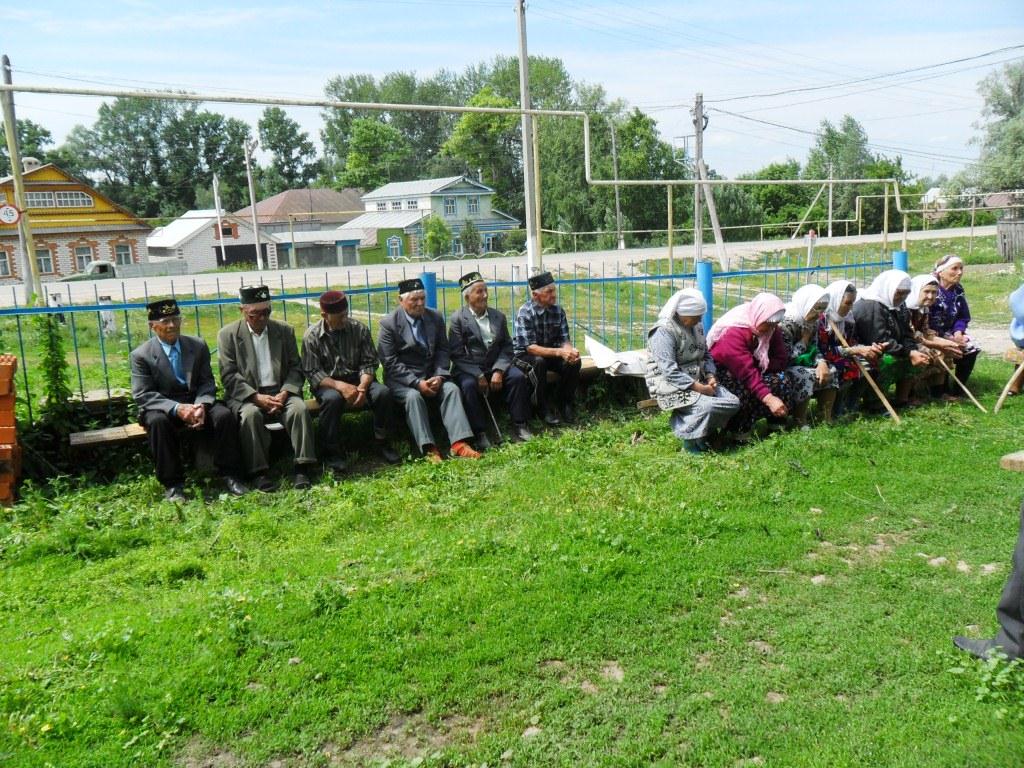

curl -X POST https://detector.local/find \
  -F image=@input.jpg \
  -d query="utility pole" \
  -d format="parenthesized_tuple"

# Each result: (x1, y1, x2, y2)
(243, 137, 264, 271)
(692, 93, 705, 264)
(609, 118, 624, 250)
(212, 174, 230, 267)
(515, 0, 540, 273)
(1, 55, 41, 304)
(827, 162, 834, 238)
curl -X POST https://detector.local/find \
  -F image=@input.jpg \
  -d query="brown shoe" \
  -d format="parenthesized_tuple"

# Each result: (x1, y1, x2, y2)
(450, 440, 481, 459)
(424, 445, 444, 463)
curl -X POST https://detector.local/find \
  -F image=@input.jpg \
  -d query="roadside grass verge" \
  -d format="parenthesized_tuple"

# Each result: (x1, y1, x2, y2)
(2, 357, 1023, 766)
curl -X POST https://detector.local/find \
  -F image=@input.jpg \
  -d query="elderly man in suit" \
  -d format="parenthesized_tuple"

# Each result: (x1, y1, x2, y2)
(130, 298, 248, 502)
(377, 277, 481, 462)
(218, 285, 317, 491)
(449, 271, 533, 445)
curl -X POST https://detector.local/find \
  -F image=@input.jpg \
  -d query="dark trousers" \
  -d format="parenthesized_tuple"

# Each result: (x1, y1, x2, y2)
(455, 365, 532, 434)
(952, 348, 979, 390)
(518, 353, 581, 417)
(994, 501, 1024, 659)
(315, 381, 393, 460)
(141, 403, 242, 488)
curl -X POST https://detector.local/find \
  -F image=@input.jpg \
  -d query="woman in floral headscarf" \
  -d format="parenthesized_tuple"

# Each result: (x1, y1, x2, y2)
(779, 283, 836, 423)
(815, 280, 884, 418)
(907, 273, 965, 401)
(707, 292, 813, 434)
(645, 288, 740, 453)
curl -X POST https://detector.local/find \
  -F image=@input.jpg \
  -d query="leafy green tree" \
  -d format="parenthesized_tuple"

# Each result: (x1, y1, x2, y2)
(741, 159, 812, 228)
(320, 73, 380, 176)
(0, 119, 55, 176)
(339, 118, 410, 190)
(459, 219, 481, 255)
(422, 215, 452, 258)
(804, 115, 873, 221)
(970, 62, 1024, 191)
(258, 107, 320, 194)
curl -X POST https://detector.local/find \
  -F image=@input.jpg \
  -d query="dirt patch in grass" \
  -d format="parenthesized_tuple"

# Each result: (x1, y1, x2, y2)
(177, 736, 242, 768)
(326, 711, 486, 765)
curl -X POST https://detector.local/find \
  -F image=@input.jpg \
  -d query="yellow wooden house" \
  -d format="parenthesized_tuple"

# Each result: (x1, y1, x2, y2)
(0, 159, 150, 283)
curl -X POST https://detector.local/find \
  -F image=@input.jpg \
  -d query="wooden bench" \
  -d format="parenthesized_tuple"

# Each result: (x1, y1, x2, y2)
(1004, 348, 1024, 364)
(69, 398, 322, 450)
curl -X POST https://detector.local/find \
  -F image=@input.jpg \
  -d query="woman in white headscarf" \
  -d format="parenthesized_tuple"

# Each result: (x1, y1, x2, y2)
(815, 280, 884, 418)
(645, 288, 740, 453)
(851, 269, 931, 408)
(778, 284, 837, 423)
(930, 253, 979, 397)
(907, 273, 965, 401)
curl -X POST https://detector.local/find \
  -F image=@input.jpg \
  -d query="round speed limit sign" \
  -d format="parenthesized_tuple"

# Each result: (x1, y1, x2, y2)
(0, 205, 21, 225)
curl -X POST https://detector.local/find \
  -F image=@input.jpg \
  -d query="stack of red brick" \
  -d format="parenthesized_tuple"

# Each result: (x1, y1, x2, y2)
(0, 354, 20, 505)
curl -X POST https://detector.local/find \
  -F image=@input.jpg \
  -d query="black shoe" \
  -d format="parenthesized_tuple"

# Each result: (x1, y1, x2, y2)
(163, 484, 187, 503)
(475, 432, 493, 451)
(543, 408, 562, 427)
(224, 476, 249, 497)
(253, 474, 278, 493)
(953, 636, 1003, 660)
(511, 422, 533, 442)
(375, 440, 401, 464)
(293, 471, 312, 491)
(323, 456, 348, 474)
(561, 403, 577, 424)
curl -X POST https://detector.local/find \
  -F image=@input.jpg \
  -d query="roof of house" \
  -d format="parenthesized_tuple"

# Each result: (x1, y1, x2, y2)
(279, 227, 367, 245)
(362, 176, 493, 200)
(235, 187, 364, 224)
(344, 210, 433, 231)
(147, 210, 229, 249)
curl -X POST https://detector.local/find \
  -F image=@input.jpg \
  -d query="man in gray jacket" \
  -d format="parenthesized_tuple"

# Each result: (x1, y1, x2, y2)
(377, 277, 480, 462)
(130, 298, 248, 502)
(218, 285, 317, 490)
(449, 271, 532, 445)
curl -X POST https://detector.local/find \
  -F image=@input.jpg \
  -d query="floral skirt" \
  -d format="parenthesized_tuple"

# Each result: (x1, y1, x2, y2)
(717, 367, 814, 434)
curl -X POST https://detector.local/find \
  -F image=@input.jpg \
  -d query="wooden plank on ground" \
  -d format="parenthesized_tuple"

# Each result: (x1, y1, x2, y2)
(1000, 451, 1024, 471)
(69, 423, 146, 448)
(637, 398, 658, 410)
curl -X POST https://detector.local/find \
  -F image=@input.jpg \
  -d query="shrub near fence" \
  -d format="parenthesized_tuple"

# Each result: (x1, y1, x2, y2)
(0, 251, 899, 428)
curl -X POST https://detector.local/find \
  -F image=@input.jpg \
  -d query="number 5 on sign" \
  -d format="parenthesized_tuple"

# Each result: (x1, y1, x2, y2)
(0, 205, 21, 225)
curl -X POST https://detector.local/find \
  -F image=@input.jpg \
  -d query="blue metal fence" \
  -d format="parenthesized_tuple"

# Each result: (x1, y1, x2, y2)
(0, 250, 900, 425)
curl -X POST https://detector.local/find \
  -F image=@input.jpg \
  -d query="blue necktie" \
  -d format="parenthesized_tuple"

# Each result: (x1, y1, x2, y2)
(168, 344, 186, 385)
(412, 318, 426, 347)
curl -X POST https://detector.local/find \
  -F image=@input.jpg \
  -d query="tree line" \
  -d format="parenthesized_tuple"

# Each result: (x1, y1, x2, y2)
(1, 57, 1019, 244)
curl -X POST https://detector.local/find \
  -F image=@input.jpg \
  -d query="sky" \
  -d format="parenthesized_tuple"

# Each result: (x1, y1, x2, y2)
(3, 0, 1023, 181)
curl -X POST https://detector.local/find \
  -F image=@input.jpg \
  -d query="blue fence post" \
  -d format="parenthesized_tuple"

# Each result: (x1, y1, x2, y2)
(892, 249, 909, 272)
(421, 271, 437, 309)
(697, 259, 714, 328)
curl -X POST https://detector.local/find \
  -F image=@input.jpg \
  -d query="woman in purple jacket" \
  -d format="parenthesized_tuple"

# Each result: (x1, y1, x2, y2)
(929, 253, 979, 396)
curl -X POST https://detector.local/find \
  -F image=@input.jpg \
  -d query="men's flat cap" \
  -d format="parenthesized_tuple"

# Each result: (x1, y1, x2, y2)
(459, 271, 485, 292)
(398, 278, 425, 295)
(147, 298, 180, 321)
(239, 285, 271, 304)
(319, 290, 348, 314)
(528, 271, 554, 291)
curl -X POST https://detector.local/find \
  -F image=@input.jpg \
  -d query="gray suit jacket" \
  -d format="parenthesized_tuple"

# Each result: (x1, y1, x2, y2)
(448, 305, 514, 379)
(130, 334, 217, 416)
(377, 307, 451, 390)
(217, 318, 305, 411)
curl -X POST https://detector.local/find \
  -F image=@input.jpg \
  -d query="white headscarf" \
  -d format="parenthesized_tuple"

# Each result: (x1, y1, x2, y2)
(933, 254, 964, 276)
(783, 284, 828, 324)
(824, 280, 856, 322)
(906, 274, 939, 310)
(657, 288, 707, 323)
(859, 269, 912, 310)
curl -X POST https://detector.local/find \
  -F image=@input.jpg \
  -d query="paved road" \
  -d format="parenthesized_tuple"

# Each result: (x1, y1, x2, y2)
(5, 225, 998, 309)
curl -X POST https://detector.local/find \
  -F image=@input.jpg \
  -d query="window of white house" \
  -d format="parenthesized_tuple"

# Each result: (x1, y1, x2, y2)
(391, 200, 402, 211)
(220, 223, 233, 237)
(25, 191, 55, 208)
(451, 237, 462, 255)
(74, 245, 93, 271)
(55, 191, 93, 207)
(467, 196, 479, 215)
(36, 247, 54, 274)
(406, 199, 418, 210)
(376, 202, 387, 211)
(114, 244, 132, 265)
(0, 251, 10, 277)
(387, 236, 403, 260)
(444, 196, 456, 216)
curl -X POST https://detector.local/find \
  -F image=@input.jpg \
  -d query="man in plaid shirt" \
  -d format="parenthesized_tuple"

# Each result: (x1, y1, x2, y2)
(513, 271, 582, 425)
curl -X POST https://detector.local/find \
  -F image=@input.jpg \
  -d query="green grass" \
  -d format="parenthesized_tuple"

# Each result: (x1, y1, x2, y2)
(2, 358, 1024, 766)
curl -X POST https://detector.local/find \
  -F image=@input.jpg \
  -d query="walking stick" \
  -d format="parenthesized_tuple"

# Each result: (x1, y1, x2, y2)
(995, 358, 1024, 414)
(828, 319, 901, 424)
(933, 354, 987, 413)
(483, 393, 504, 442)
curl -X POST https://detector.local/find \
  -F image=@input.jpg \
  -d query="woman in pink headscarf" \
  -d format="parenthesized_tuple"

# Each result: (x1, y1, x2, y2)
(708, 292, 814, 435)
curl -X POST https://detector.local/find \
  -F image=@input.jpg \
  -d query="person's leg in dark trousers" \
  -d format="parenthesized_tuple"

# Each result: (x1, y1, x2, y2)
(552, 357, 581, 411)
(365, 381, 394, 440)
(205, 403, 244, 479)
(953, 348, 979, 390)
(314, 387, 346, 462)
(522, 354, 550, 420)
(454, 371, 488, 435)
(141, 409, 183, 488)
(502, 365, 531, 424)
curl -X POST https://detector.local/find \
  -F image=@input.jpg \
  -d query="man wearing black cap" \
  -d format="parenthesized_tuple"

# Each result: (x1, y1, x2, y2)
(130, 298, 248, 502)
(218, 286, 317, 490)
(513, 271, 582, 425)
(449, 271, 533, 445)
(301, 290, 400, 470)
(378, 277, 481, 462)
